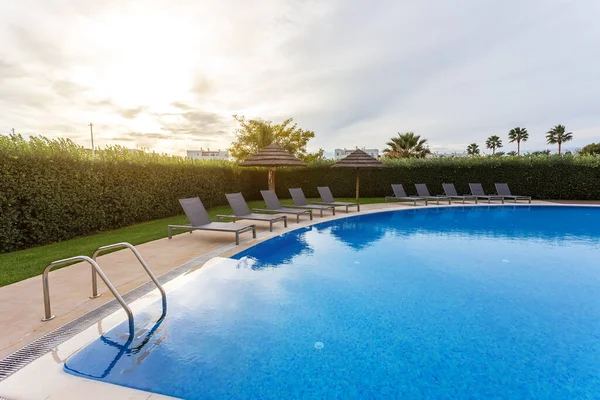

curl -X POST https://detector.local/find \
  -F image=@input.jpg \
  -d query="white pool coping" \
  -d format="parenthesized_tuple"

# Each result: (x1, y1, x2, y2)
(1, 201, 596, 399)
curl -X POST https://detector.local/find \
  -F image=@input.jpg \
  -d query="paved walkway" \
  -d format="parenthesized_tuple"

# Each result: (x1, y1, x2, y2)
(0, 200, 583, 359)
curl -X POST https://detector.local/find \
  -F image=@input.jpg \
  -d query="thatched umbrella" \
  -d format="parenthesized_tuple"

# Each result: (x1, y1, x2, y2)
(239, 143, 306, 190)
(332, 149, 385, 200)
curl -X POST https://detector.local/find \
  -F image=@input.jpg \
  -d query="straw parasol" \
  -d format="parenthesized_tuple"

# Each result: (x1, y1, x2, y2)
(238, 143, 306, 190)
(332, 149, 385, 200)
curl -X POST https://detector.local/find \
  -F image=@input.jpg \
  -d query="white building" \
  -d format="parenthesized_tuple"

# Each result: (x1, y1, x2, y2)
(334, 147, 380, 160)
(187, 148, 229, 160)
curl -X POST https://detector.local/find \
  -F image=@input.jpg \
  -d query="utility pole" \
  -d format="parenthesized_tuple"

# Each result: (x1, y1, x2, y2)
(89, 123, 94, 153)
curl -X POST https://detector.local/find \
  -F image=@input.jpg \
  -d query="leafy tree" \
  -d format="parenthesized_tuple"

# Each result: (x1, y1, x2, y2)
(229, 115, 315, 161)
(299, 148, 326, 164)
(466, 143, 480, 156)
(546, 124, 573, 155)
(384, 132, 431, 158)
(506, 150, 518, 156)
(494, 151, 506, 157)
(579, 143, 600, 156)
(485, 135, 503, 155)
(508, 127, 528, 155)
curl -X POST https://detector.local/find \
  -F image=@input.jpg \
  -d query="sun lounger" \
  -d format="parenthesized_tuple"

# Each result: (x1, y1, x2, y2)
(254, 190, 313, 223)
(495, 183, 532, 203)
(415, 184, 451, 205)
(219, 193, 287, 231)
(469, 183, 504, 203)
(442, 183, 478, 204)
(385, 184, 427, 206)
(168, 197, 256, 245)
(289, 188, 336, 217)
(316, 186, 360, 212)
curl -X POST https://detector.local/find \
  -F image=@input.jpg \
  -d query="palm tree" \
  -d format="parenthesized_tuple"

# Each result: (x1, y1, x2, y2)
(466, 143, 480, 157)
(546, 125, 573, 155)
(508, 127, 529, 155)
(384, 132, 431, 158)
(485, 135, 503, 155)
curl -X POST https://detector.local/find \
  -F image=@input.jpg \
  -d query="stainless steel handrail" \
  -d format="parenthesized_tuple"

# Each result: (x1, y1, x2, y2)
(41, 256, 135, 338)
(92, 243, 167, 319)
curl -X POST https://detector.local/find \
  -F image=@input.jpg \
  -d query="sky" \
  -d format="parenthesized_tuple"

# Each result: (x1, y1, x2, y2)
(1, 0, 599, 156)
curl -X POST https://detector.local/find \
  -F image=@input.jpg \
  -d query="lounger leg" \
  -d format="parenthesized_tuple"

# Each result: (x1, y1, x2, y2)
(320, 209, 323, 217)
(297, 214, 300, 223)
(269, 221, 273, 232)
(309, 211, 313, 221)
(332, 208, 336, 215)
(168, 227, 172, 239)
(252, 227, 256, 238)
(357, 204, 360, 212)
(284, 217, 288, 228)
(235, 232, 239, 245)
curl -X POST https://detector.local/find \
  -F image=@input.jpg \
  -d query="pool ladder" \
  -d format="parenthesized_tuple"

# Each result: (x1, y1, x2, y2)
(41, 242, 167, 339)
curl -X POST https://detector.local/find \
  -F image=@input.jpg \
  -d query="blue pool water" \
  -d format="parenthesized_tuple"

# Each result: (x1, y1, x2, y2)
(65, 206, 600, 399)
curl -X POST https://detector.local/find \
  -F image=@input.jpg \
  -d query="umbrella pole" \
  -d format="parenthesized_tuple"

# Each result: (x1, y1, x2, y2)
(355, 168, 360, 201)
(268, 167, 276, 191)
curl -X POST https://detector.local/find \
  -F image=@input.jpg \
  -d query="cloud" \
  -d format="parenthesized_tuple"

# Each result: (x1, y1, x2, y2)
(1, 0, 599, 155)
(118, 106, 146, 119)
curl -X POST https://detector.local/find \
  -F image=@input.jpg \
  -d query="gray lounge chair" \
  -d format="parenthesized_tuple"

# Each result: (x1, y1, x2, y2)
(495, 183, 531, 203)
(415, 184, 451, 205)
(289, 188, 336, 217)
(219, 193, 287, 231)
(442, 183, 478, 204)
(385, 184, 427, 206)
(255, 190, 313, 223)
(168, 197, 256, 245)
(469, 183, 504, 203)
(316, 186, 360, 212)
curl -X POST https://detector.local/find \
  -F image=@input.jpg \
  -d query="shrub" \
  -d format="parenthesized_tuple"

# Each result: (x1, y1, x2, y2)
(1, 135, 599, 253)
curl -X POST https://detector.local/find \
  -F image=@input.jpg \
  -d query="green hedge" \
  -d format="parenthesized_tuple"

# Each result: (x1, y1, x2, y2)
(1, 135, 599, 253)
(274, 156, 600, 200)
(0, 136, 243, 253)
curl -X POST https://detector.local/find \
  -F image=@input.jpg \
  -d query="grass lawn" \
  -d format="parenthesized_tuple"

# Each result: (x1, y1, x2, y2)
(0, 197, 385, 287)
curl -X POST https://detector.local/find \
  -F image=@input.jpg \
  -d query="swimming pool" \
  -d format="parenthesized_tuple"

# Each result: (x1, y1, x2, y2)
(64, 206, 600, 399)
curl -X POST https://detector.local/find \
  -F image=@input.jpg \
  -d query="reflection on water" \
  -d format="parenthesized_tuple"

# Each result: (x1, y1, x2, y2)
(65, 316, 168, 379)
(233, 206, 600, 270)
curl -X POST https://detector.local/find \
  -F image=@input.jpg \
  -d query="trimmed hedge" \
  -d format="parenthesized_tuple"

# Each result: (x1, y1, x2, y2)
(1, 135, 599, 253)
(273, 156, 600, 200)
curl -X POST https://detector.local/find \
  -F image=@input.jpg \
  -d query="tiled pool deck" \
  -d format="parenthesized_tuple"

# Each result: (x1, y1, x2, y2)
(0, 200, 596, 399)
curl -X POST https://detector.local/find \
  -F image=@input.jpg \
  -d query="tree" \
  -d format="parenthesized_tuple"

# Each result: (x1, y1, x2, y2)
(494, 151, 506, 157)
(580, 143, 600, 156)
(384, 132, 431, 158)
(546, 124, 573, 155)
(508, 127, 528, 155)
(506, 150, 517, 156)
(485, 135, 503, 155)
(229, 115, 315, 161)
(299, 148, 326, 163)
(466, 143, 480, 157)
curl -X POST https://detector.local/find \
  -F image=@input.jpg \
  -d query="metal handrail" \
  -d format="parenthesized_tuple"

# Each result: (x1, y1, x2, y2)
(41, 256, 134, 338)
(92, 242, 167, 319)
